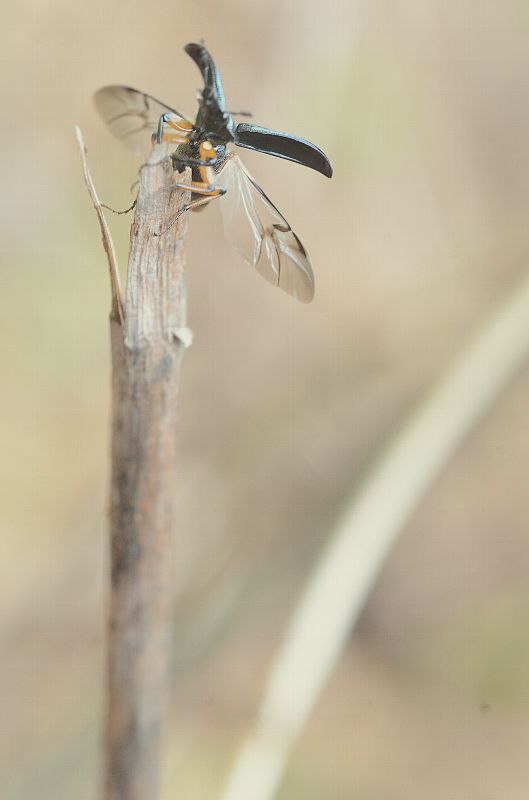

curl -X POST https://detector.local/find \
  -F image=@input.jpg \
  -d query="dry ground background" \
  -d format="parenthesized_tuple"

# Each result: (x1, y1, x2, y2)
(2, 1, 529, 798)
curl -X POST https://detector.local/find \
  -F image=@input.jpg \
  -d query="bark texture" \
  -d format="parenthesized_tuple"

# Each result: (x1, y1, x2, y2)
(104, 151, 190, 800)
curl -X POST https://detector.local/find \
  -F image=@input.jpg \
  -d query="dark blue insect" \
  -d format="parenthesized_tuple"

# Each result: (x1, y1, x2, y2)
(95, 43, 333, 302)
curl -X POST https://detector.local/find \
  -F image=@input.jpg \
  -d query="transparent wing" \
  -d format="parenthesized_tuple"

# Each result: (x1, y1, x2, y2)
(218, 153, 315, 302)
(94, 85, 191, 156)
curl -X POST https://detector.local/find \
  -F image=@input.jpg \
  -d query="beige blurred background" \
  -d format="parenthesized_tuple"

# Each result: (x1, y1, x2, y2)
(2, 1, 529, 797)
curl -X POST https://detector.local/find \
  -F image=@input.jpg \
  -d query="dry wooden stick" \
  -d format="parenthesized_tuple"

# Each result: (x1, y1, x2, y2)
(76, 128, 192, 800)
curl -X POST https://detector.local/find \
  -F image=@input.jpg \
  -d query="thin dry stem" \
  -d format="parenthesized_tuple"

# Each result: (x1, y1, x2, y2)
(75, 126, 124, 324)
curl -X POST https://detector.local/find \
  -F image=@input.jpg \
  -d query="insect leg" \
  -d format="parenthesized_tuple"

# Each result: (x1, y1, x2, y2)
(155, 140, 227, 234)
(101, 198, 137, 215)
(171, 140, 225, 198)
(171, 181, 224, 196)
(155, 189, 226, 235)
(186, 191, 226, 213)
(156, 113, 194, 145)
(157, 145, 225, 231)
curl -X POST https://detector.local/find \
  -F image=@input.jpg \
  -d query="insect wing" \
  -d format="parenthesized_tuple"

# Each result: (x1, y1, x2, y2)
(94, 85, 190, 156)
(218, 154, 315, 302)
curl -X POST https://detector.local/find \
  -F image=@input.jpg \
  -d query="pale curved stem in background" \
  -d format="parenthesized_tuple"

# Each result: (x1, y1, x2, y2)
(216, 272, 529, 800)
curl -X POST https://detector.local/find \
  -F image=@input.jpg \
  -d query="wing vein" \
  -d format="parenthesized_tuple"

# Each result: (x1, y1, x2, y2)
(217, 152, 314, 302)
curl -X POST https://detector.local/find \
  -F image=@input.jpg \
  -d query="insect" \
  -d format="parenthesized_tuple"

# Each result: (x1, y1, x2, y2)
(95, 43, 333, 303)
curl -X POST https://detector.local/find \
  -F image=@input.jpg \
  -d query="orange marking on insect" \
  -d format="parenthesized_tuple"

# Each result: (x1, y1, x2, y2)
(166, 118, 194, 133)
(198, 141, 217, 184)
(199, 141, 216, 161)
(188, 180, 223, 196)
(162, 133, 189, 144)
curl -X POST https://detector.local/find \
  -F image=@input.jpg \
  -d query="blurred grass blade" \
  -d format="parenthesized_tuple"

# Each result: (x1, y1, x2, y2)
(217, 272, 529, 800)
